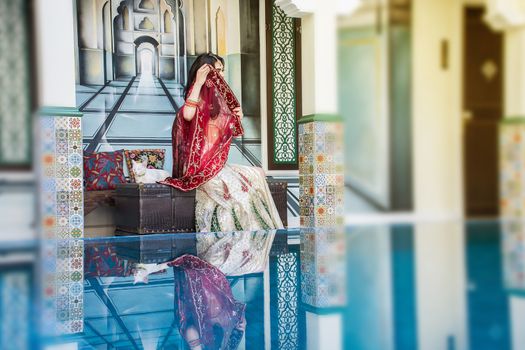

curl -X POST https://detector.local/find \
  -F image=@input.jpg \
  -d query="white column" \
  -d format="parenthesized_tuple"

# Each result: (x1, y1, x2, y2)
(504, 29, 525, 116)
(484, 0, 525, 218)
(34, 0, 77, 107)
(34, 0, 84, 336)
(412, 0, 463, 219)
(301, 1, 338, 115)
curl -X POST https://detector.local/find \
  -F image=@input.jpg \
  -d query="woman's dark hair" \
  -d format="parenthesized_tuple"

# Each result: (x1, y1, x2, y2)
(184, 53, 224, 99)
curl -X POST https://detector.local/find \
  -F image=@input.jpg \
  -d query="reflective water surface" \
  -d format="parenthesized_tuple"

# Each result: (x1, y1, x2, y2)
(1, 220, 523, 349)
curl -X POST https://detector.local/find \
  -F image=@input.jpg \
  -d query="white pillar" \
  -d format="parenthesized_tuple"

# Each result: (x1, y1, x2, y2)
(412, 0, 463, 219)
(34, 0, 84, 336)
(484, 0, 525, 218)
(34, 0, 77, 108)
(300, 2, 338, 115)
(504, 29, 525, 116)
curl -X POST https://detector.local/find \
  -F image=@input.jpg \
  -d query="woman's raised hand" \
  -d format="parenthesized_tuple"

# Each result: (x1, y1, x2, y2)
(233, 107, 243, 120)
(195, 64, 212, 87)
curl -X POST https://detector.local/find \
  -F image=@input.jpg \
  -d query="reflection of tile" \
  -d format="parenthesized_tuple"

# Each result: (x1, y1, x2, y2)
(105, 113, 175, 139)
(243, 144, 262, 162)
(76, 85, 100, 93)
(227, 146, 253, 166)
(100, 86, 126, 94)
(76, 92, 93, 108)
(161, 80, 179, 88)
(109, 80, 131, 87)
(83, 94, 120, 112)
(120, 95, 175, 113)
(109, 285, 174, 315)
(132, 82, 161, 88)
(82, 112, 108, 138)
(240, 116, 261, 140)
(128, 87, 166, 95)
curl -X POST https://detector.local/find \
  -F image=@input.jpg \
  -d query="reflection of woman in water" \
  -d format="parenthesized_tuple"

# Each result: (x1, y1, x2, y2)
(133, 231, 276, 349)
(159, 53, 283, 233)
(171, 255, 246, 350)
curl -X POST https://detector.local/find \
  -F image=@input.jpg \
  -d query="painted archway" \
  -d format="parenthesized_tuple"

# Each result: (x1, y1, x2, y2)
(134, 36, 160, 76)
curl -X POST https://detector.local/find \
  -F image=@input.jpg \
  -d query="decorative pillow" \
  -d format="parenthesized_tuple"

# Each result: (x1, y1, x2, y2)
(83, 150, 126, 191)
(124, 149, 166, 182)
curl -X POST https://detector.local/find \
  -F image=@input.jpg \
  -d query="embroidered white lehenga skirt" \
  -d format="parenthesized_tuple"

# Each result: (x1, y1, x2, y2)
(195, 164, 284, 232)
(133, 165, 282, 283)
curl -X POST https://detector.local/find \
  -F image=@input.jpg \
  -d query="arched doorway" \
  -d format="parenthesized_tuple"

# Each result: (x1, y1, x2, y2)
(134, 36, 160, 77)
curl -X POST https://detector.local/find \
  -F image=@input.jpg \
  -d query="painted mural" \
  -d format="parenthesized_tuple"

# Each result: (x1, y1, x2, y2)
(74, 0, 263, 177)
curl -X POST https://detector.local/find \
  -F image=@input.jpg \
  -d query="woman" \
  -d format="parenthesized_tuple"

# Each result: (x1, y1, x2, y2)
(160, 53, 283, 233)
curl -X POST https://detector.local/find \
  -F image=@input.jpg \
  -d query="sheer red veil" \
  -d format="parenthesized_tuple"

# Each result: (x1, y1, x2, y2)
(159, 69, 243, 191)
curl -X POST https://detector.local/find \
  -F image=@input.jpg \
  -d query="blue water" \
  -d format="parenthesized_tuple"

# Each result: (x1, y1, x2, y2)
(1, 221, 522, 349)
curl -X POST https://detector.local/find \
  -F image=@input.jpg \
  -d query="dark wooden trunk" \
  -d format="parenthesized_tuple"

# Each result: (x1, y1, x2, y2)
(114, 183, 197, 234)
(114, 180, 288, 235)
(114, 235, 197, 263)
(267, 180, 288, 227)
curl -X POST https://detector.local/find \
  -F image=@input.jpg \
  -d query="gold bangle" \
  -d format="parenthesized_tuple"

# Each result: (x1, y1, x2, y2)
(185, 100, 199, 108)
(186, 98, 200, 105)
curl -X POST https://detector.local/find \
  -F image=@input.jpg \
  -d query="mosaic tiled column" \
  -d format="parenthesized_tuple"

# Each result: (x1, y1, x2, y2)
(38, 107, 84, 335)
(298, 116, 344, 227)
(501, 219, 525, 292)
(487, 4, 525, 219)
(298, 116, 345, 309)
(500, 120, 525, 218)
(300, 226, 346, 308)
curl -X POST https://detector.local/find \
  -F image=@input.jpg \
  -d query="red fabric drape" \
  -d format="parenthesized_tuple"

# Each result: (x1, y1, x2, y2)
(159, 69, 243, 191)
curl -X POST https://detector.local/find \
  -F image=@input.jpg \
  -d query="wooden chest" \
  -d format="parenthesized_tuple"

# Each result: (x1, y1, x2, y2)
(114, 183, 196, 234)
(267, 180, 288, 227)
(114, 180, 288, 235)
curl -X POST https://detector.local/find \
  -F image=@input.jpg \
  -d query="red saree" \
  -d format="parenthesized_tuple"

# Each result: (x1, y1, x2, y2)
(159, 69, 244, 191)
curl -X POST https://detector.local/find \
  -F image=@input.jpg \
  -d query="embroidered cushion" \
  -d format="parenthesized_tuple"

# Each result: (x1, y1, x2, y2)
(124, 149, 166, 182)
(84, 150, 126, 191)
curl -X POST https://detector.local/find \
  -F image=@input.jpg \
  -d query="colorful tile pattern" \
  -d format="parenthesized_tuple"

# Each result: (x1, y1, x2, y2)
(502, 220, 525, 291)
(298, 121, 344, 227)
(38, 114, 84, 335)
(1, 271, 31, 350)
(300, 227, 346, 308)
(500, 121, 525, 217)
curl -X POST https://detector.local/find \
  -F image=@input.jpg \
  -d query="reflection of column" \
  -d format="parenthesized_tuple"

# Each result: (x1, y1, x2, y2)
(35, 0, 84, 335)
(414, 222, 467, 350)
(300, 227, 345, 350)
(300, 227, 345, 308)
(485, 1, 525, 218)
(510, 296, 525, 350)
(502, 219, 525, 350)
(502, 220, 525, 290)
(345, 226, 394, 350)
